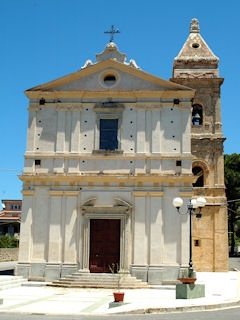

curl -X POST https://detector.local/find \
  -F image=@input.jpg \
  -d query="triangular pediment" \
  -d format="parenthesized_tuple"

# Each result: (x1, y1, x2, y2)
(25, 59, 193, 97)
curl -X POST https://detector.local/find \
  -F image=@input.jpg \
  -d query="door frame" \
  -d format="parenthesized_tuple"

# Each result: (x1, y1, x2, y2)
(89, 218, 121, 273)
(80, 198, 131, 273)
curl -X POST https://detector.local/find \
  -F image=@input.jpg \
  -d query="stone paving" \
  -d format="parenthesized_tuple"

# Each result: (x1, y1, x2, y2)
(0, 272, 239, 315)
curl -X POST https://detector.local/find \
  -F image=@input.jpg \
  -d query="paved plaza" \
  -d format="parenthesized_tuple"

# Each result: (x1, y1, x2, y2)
(0, 272, 239, 315)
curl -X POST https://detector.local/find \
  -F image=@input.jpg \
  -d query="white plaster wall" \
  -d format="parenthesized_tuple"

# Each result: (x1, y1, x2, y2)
(63, 196, 78, 263)
(26, 111, 36, 153)
(133, 196, 148, 265)
(121, 107, 136, 153)
(161, 107, 181, 153)
(24, 100, 192, 176)
(152, 110, 161, 153)
(18, 196, 33, 262)
(162, 188, 189, 266)
(136, 110, 146, 153)
(70, 110, 81, 153)
(48, 196, 63, 263)
(181, 108, 191, 153)
(80, 108, 95, 151)
(31, 188, 49, 262)
(38, 107, 57, 152)
(149, 196, 163, 265)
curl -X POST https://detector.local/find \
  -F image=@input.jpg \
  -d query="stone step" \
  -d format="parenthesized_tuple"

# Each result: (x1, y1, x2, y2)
(49, 273, 149, 289)
(0, 276, 26, 290)
(49, 281, 148, 289)
(64, 274, 144, 283)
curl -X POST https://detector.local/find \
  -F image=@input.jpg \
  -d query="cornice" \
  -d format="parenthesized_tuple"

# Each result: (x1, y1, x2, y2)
(19, 173, 195, 184)
(24, 152, 194, 160)
(25, 89, 195, 100)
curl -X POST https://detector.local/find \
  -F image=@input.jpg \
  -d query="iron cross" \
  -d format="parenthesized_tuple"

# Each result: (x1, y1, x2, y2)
(104, 25, 120, 42)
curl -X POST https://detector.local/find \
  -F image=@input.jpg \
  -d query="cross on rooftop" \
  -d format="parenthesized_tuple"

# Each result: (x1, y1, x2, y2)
(104, 25, 120, 43)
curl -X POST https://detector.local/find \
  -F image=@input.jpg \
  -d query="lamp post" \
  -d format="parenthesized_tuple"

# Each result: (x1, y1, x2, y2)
(172, 197, 206, 275)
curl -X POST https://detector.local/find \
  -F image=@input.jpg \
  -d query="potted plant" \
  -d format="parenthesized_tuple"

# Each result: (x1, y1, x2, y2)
(178, 267, 197, 284)
(109, 263, 125, 302)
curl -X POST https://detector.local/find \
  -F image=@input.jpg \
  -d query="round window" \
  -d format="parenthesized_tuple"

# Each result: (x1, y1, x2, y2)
(100, 70, 119, 88)
(103, 74, 116, 86)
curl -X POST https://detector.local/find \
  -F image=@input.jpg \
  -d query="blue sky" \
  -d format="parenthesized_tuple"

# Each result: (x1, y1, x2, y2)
(0, 0, 239, 200)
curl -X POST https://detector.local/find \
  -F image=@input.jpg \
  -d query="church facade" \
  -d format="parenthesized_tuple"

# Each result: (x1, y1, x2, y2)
(16, 19, 228, 284)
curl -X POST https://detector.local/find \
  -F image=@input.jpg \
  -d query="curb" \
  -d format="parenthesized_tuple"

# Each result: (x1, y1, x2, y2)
(114, 300, 240, 315)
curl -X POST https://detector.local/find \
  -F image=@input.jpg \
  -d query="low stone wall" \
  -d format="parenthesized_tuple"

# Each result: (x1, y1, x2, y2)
(0, 248, 19, 261)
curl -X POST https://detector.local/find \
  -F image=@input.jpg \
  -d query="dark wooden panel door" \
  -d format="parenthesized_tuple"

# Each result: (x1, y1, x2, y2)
(89, 219, 120, 273)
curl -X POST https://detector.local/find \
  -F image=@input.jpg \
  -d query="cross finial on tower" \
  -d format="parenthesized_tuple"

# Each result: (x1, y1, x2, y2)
(104, 25, 120, 43)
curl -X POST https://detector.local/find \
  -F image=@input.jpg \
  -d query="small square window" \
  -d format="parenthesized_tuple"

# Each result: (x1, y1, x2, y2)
(35, 159, 41, 166)
(194, 239, 200, 247)
(176, 160, 182, 167)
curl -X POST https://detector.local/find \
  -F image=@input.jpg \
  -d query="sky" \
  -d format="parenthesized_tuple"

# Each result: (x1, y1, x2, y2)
(0, 0, 239, 201)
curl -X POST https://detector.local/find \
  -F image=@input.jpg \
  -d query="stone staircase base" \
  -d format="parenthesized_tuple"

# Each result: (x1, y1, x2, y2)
(49, 272, 149, 289)
(0, 276, 26, 290)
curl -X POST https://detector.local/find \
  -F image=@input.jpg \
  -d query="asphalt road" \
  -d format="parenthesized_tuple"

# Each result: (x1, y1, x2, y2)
(0, 307, 240, 320)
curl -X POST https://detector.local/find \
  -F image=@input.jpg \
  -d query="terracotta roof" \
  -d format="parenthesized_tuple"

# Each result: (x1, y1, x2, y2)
(0, 216, 20, 221)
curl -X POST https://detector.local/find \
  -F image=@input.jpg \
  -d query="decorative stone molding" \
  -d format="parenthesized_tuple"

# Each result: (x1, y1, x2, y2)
(132, 191, 164, 197)
(79, 197, 132, 272)
(22, 190, 35, 196)
(49, 190, 80, 196)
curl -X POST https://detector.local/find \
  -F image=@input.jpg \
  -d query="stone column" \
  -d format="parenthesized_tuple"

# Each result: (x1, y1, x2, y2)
(30, 188, 49, 278)
(131, 193, 148, 281)
(15, 191, 34, 278)
(60, 191, 79, 277)
(80, 218, 90, 272)
(151, 109, 161, 153)
(63, 192, 78, 263)
(56, 109, 65, 152)
(47, 192, 63, 263)
(136, 110, 146, 153)
(71, 110, 80, 153)
(26, 106, 37, 152)
(45, 192, 63, 280)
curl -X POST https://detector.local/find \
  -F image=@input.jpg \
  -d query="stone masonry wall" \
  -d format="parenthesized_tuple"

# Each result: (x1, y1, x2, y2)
(0, 248, 19, 261)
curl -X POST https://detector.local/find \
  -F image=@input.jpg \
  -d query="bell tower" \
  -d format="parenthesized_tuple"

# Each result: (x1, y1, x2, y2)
(171, 18, 228, 271)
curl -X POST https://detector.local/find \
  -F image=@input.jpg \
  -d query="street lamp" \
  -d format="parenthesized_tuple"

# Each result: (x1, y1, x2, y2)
(172, 197, 206, 274)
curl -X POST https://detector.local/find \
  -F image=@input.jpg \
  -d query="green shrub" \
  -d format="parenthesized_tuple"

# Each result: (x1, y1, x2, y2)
(0, 234, 19, 248)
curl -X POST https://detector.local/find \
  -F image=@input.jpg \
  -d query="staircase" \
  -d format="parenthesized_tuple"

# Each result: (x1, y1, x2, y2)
(49, 272, 149, 289)
(0, 276, 26, 290)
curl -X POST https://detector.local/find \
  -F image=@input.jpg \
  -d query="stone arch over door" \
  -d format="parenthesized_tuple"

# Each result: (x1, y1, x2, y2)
(80, 198, 132, 273)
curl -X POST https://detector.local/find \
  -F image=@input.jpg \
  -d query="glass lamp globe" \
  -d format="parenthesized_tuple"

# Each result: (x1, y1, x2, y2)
(172, 197, 183, 208)
(191, 199, 198, 209)
(196, 197, 206, 208)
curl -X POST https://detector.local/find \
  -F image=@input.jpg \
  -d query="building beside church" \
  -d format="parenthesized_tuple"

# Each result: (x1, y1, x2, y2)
(0, 200, 21, 237)
(16, 18, 228, 284)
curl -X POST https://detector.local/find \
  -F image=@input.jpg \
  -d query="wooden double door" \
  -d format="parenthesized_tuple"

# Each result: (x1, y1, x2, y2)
(89, 219, 120, 273)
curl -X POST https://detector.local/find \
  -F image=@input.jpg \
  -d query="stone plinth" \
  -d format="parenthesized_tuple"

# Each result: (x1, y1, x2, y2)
(176, 283, 205, 299)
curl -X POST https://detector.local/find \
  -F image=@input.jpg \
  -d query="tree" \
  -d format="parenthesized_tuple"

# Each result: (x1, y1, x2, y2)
(0, 234, 19, 248)
(224, 153, 240, 255)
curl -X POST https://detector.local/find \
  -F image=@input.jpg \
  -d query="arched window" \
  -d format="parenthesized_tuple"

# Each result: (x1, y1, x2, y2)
(192, 104, 203, 125)
(192, 166, 204, 187)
